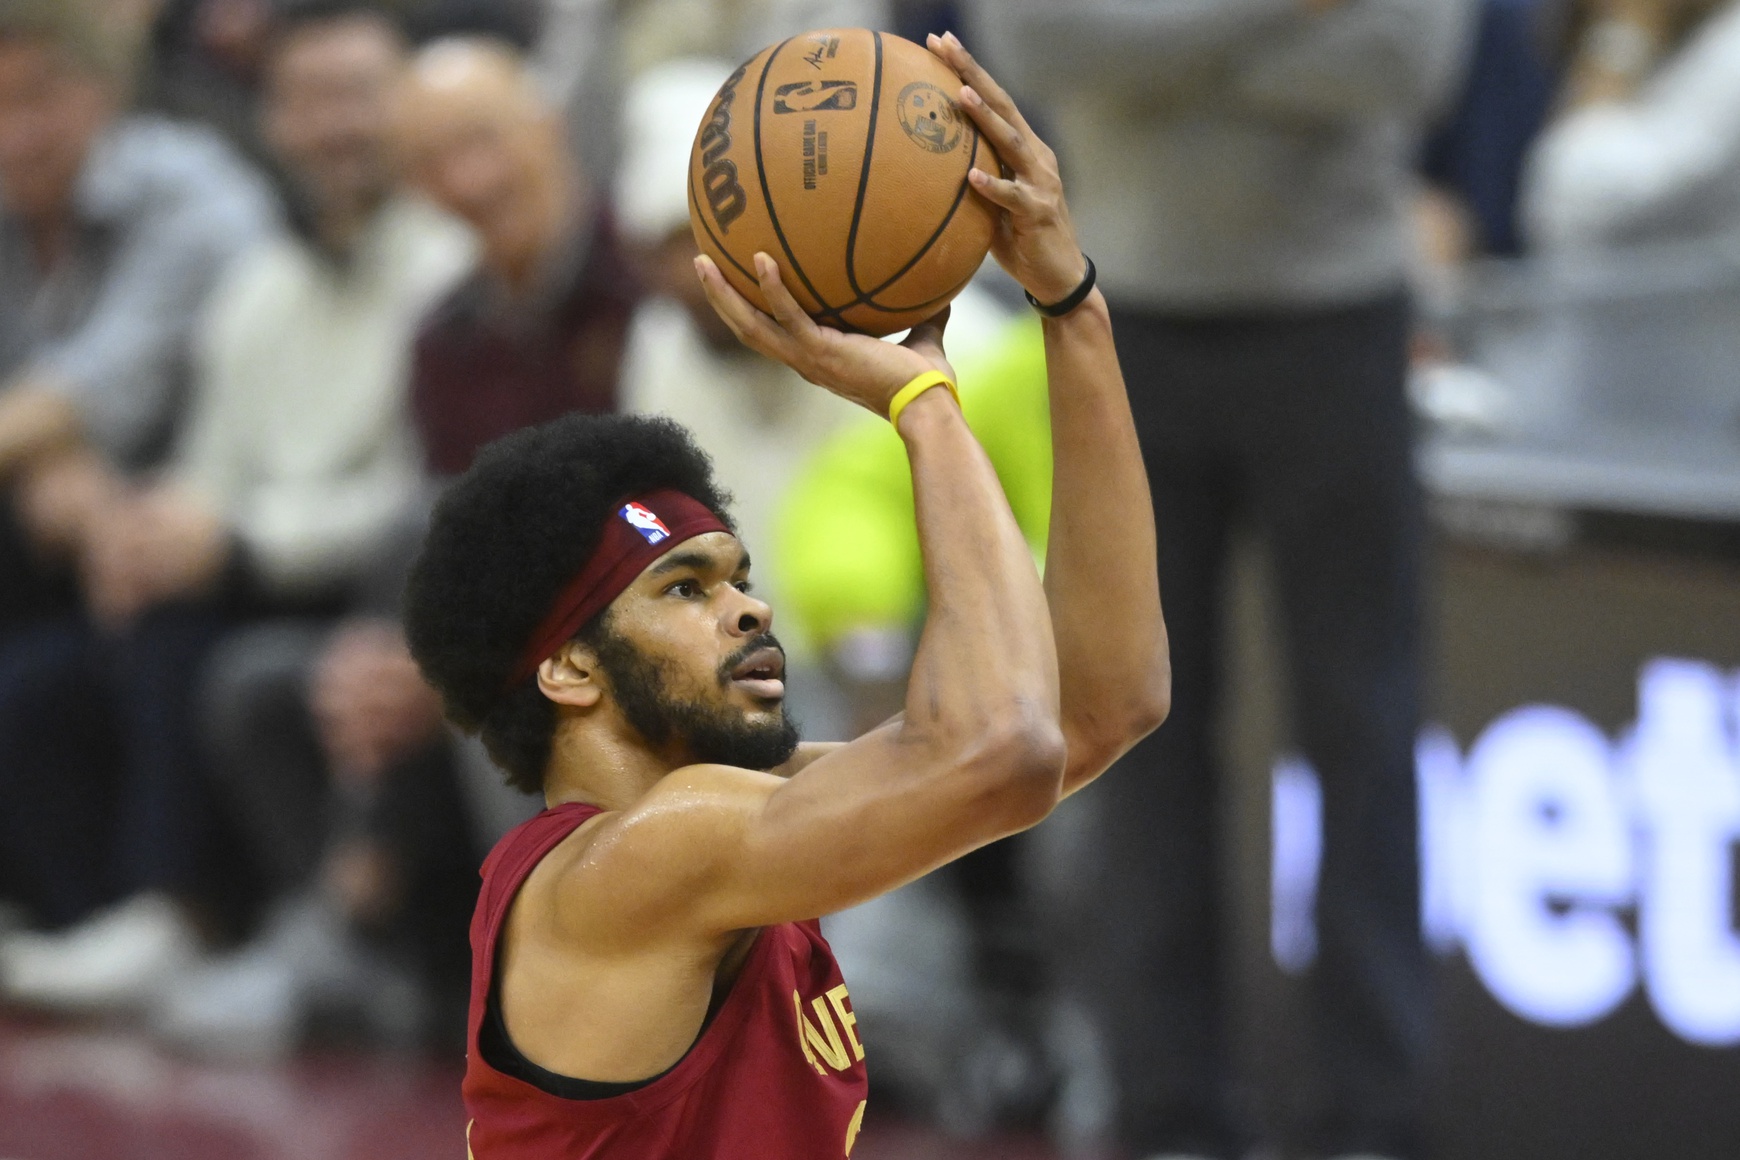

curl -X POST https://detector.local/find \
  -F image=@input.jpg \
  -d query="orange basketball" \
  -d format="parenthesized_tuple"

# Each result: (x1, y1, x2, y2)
(687, 29, 999, 337)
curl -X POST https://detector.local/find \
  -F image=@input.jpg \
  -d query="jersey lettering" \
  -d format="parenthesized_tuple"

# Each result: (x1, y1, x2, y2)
(845, 1099, 867, 1155)
(794, 982, 863, 1075)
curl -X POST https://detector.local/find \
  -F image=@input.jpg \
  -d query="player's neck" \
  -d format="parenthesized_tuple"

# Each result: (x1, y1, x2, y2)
(542, 708, 692, 812)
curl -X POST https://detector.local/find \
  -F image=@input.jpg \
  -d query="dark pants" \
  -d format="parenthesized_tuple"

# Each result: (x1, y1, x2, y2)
(200, 621, 480, 1006)
(1078, 294, 1428, 1158)
(0, 605, 236, 927)
(0, 497, 76, 635)
(0, 620, 117, 926)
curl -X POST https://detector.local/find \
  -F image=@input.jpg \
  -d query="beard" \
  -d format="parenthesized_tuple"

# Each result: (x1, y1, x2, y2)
(593, 628, 801, 772)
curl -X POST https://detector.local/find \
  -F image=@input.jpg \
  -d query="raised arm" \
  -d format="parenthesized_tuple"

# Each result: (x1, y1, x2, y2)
(576, 253, 1066, 935)
(933, 35, 1170, 796)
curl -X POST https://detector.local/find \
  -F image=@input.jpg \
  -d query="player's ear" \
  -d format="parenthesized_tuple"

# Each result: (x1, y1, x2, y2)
(537, 641, 604, 709)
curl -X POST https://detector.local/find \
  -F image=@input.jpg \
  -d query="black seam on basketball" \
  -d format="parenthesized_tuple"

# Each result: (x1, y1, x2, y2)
(840, 30, 885, 304)
(845, 265, 980, 327)
(821, 121, 985, 317)
(753, 39, 836, 316)
(816, 263, 979, 331)
(689, 166, 760, 289)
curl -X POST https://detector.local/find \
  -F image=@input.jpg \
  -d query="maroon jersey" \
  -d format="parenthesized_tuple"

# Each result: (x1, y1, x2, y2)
(464, 803, 871, 1159)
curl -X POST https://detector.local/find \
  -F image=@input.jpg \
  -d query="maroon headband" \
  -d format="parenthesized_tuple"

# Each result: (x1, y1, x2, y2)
(509, 489, 729, 687)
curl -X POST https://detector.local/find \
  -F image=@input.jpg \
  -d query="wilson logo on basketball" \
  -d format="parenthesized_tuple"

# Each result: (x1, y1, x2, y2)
(773, 80, 858, 114)
(697, 63, 749, 233)
(686, 29, 1000, 337)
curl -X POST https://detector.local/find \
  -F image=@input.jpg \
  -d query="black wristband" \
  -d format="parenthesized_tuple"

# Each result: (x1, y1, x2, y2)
(1025, 255, 1096, 318)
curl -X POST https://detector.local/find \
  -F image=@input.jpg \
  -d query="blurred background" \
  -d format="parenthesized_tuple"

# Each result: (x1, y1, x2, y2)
(0, 1, 1736, 1158)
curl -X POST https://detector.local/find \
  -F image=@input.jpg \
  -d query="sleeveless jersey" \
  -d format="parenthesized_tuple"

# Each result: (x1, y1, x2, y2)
(463, 802, 871, 1159)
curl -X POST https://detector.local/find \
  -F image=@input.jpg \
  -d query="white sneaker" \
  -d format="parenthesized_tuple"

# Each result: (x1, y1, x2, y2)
(151, 893, 426, 1058)
(152, 935, 301, 1060)
(151, 894, 346, 1059)
(0, 893, 200, 1014)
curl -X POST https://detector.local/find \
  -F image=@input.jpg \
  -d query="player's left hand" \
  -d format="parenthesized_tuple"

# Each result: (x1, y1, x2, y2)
(927, 31, 1088, 308)
(696, 250, 956, 420)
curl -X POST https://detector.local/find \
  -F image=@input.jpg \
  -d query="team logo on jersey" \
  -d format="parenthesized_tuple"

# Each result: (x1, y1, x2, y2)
(621, 502, 672, 544)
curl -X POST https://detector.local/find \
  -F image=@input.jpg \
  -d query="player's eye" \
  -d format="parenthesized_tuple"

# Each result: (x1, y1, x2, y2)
(666, 579, 701, 598)
(733, 579, 753, 594)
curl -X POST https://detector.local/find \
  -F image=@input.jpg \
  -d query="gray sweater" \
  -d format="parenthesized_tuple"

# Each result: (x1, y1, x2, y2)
(967, 0, 1478, 311)
(0, 116, 274, 468)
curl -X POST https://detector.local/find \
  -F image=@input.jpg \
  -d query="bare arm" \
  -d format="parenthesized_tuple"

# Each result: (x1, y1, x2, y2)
(567, 255, 1065, 940)
(935, 36, 1170, 797)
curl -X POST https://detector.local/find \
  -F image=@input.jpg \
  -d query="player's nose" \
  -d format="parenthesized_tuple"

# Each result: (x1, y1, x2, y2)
(727, 591, 773, 636)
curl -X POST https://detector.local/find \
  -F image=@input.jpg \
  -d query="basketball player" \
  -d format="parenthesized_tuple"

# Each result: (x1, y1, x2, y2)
(402, 33, 1167, 1157)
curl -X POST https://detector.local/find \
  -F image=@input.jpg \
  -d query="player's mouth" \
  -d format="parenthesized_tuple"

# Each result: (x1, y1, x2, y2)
(728, 646, 786, 701)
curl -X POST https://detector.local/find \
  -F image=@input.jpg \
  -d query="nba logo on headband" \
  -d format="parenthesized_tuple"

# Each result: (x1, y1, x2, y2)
(620, 502, 672, 544)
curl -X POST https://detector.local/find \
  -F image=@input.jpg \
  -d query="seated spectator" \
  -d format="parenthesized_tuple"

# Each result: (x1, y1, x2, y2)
(139, 34, 645, 1053)
(398, 35, 639, 476)
(67, 0, 472, 1052)
(0, 0, 271, 950)
(0, 0, 271, 628)
(615, 59, 860, 624)
(1523, 0, 1740, 248)
(0, 0, 469, 1021)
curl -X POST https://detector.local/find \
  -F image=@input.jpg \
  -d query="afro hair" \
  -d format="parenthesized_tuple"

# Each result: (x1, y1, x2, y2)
(404, 413, 733, 794)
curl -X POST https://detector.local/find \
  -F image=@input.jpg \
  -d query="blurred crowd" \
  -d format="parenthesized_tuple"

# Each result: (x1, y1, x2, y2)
(0, 0, 1734, 1158)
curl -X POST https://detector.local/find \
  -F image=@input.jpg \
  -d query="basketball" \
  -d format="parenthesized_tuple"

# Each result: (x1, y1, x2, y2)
(687, 29, 1000, 337)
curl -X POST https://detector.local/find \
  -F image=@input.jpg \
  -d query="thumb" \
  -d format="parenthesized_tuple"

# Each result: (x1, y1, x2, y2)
(900, 306, 951, 362)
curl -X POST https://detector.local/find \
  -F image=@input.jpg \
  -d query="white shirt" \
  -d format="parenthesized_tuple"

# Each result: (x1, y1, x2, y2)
(1524, 4, 1740, 249)
(175, 196, 476, 598)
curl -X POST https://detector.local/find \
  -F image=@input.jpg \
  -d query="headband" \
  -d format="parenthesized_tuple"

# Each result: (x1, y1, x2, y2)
(508, 489, 729, 688)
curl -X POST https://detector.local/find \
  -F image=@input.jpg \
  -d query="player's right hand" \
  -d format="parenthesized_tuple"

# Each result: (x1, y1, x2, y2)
(928, 32, 1088, 310)
(696, 251, 956, 424)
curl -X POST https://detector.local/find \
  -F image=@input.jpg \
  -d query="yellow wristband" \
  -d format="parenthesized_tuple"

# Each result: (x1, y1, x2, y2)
(886, 370, 959, 430)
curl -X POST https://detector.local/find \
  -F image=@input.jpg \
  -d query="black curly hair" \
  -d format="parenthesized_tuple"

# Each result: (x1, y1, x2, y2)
(404, 413, 734, 794)
(268, 0, 404, 45)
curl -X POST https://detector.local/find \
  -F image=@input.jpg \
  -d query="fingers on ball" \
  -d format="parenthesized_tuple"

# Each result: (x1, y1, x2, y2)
(753, 253, 820, 335)
(935, 33, 1027, 128)
(969, 167, 1029, 211)
(959, 85, 1031, 166)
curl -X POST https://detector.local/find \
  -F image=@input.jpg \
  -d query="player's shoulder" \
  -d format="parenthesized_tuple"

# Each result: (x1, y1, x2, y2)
(533, 766, 785, 933)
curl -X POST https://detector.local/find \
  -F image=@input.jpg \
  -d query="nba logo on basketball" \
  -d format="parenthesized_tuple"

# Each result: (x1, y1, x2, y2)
(621, 503, 672, 544)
